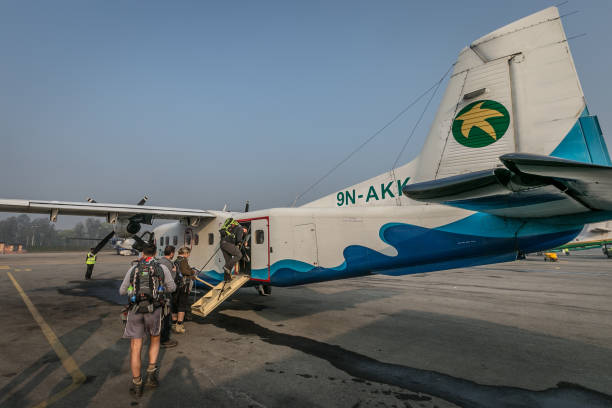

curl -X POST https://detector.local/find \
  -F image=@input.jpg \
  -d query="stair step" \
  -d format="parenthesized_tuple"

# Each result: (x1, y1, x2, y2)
(191, 275, 251, 318)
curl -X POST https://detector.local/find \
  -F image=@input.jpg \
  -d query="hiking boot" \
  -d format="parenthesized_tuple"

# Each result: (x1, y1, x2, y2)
(175, 323, 186, 334)
(145, 368, 159, 388)
(223, 267, 232, 282)
(129, 378, 143, 397)
(161, 339, 178, 348)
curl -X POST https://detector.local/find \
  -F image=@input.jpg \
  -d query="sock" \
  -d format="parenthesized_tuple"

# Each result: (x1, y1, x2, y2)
(147, 365, 156, 372)
(133, 376, 142, 385)
(172, 320, 177, 325)
(177, 320, 183, 325)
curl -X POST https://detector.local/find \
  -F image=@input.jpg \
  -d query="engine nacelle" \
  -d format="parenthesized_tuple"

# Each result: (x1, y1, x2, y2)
(113, 218, 141, 238)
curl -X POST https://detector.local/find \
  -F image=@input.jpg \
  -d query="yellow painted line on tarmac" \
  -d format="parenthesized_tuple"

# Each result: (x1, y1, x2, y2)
(0, 265, 10, 270)
(7, 272, 86, 407)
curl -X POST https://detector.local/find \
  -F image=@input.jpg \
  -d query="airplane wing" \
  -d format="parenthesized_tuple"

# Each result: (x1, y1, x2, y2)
(0, 199, 215, 225)
(403, 153, 612, 218)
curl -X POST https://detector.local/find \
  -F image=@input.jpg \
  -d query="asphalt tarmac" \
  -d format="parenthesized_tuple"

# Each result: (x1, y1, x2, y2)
(0, 250, 611, 408)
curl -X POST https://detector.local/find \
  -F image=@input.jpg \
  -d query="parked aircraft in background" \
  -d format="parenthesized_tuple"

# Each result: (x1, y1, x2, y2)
(551, 221, 612, 255)
(1, 7, 611, 294)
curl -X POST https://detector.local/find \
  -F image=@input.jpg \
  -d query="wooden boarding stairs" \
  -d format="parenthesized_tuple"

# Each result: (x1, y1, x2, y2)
(191, 274, 250, 318)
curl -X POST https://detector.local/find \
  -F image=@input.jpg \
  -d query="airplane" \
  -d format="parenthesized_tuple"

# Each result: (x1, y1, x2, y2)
(551, 221, 612, 255)
(1, 7, 612, 298)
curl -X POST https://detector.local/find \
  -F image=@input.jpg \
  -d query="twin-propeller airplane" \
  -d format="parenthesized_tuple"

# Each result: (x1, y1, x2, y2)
(2, 7, 612, 294)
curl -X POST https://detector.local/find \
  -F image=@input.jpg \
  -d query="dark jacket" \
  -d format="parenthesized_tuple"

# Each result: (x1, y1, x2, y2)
(175, 256, 194, 280)
(222, 224, 244, 245)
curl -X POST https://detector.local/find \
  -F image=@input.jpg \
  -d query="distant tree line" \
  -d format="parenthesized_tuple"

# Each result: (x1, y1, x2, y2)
(0, 215, 113, 251)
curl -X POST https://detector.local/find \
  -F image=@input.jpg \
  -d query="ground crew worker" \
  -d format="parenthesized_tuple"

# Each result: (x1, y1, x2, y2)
(172, 247, 195, 334)
(220, 219, 248, 281)
(85, 248, 96, 280)
(119, 244, 176, 397)
(158, 245, 178, 348)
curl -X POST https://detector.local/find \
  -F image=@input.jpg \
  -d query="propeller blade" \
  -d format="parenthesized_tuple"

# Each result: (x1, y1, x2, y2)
(244, 200, 250, 212)
(92, 230, 115, 254)
(137, 195, 149, 206)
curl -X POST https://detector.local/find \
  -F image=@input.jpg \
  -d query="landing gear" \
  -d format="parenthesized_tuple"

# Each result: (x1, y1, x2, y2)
(255, 284, 271, 296)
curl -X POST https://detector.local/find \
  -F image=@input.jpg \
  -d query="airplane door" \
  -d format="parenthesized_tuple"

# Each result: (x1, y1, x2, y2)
(293, 223, 318, 267)
(250, 217, 270, 282)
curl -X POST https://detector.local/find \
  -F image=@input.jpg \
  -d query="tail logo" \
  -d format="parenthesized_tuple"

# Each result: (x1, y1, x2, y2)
(452, 100, 510, 148)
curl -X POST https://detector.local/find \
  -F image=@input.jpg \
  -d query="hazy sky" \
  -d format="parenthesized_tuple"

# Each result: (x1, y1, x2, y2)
(1, 1, 611, 227)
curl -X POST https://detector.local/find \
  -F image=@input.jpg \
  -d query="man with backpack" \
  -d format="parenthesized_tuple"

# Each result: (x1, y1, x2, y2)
(158, 245, 178, 348)
(119, 244, 176, 397)
(219, 218, 247, 281)
(171, 246, 195, 334)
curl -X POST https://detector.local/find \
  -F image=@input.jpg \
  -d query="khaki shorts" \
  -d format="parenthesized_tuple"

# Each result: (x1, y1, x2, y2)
(123, 307, 162, 339)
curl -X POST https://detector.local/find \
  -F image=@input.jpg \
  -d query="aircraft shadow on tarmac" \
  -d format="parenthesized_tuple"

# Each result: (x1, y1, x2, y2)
(208, 285, 397, 323)
(200, 311, 612, 408)
(54, 278, 396, 323)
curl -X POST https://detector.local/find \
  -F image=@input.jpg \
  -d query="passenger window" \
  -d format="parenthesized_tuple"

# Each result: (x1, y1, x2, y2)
(256, 229, 265, 244)
(159, 237, 163, 247)
(165, 236, 169, 246)
(194, 234, 199, 246)
(173, 236, 178, 245)
(208, 233, 214, 245)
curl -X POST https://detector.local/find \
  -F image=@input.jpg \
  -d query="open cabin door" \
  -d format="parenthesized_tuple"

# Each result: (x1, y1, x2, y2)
(238, 217, 270, 282)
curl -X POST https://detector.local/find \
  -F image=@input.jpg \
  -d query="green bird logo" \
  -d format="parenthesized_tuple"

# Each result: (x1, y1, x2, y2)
(452, 100, 510, 148)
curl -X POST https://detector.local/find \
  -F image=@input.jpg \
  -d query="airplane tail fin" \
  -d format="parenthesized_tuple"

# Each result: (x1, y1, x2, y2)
(416, 6, 610, 182)
(304, 7, 610, 209)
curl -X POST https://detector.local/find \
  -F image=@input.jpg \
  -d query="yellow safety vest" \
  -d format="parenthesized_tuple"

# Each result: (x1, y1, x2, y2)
(86, 253, 96, 265)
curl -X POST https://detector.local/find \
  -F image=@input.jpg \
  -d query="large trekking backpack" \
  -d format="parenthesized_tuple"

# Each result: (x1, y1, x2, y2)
(130, 258, 164, 313)
(173, 258, 183, 287)
(173, 257, 192, 288)
(219, 218, 238, 242)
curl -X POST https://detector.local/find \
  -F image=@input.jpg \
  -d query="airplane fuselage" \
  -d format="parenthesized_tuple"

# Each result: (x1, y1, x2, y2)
(154, 204, 583, 288)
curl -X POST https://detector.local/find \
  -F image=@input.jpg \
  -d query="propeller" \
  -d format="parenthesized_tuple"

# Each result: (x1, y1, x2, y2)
(137, 195, 148, 206)
(244, 200, 250, 212)
(131, 231, 155, 253)
(91, 230, 116, 255)
(87, 195, 151, 255)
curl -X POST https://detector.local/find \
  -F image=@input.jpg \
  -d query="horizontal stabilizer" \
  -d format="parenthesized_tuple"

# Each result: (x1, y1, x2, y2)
(403, 154, 612, 218)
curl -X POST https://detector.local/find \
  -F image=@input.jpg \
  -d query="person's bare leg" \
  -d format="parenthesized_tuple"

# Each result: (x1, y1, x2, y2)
(148, 335, 160, 367)
(172, 313, 177, 321)
(177, 311, 185, 322)
(130, 338, 143, 378)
